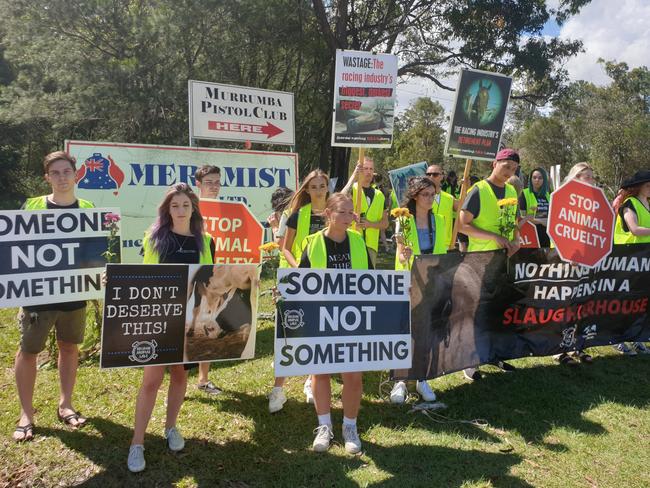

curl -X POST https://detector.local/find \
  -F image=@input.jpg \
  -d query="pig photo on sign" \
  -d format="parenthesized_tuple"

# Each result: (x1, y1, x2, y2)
(184, 264, 258, 362)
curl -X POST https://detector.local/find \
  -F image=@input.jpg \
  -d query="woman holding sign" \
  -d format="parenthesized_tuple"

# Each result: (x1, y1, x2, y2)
(127, 183, 214, 473)
(299, 193, 373, 454)
(391, 176, 447, 404)
(269, 171, 329, 413)
(519, 168, 552, 247)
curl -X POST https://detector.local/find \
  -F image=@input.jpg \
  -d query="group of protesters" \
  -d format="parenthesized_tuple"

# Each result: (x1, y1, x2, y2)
(9, 148, 650, 473)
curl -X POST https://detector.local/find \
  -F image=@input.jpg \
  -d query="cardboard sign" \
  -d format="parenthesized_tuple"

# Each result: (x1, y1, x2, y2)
(189, 80, 295, 146)
(101, 263, 259, 368)
(67, 140, 299, 263)
(445, 69, 512, 161)
(199, 200, 264, 264)
(275, 269, 411, 376)
(0, 208, 120, 308)
(331, 50, 398, 147)
(388, 161, 428, 207)
(548, 179, 615, 268)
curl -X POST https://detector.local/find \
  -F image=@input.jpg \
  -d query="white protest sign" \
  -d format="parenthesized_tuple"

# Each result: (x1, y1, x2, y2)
(189, 80, 295, 146)
(0, 208, 121, 307)
(274, 269, 411, 376)
(331, 50, 398, 148)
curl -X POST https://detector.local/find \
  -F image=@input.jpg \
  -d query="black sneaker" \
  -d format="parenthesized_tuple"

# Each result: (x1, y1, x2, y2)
(463, 368, 482, 381)
(494, 360, 516, 372)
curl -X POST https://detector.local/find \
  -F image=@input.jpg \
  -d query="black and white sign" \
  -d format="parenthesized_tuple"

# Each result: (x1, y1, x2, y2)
(0, 208, 121, 308)
(101, 263, 259, 368)
(275, 269, 411, 376)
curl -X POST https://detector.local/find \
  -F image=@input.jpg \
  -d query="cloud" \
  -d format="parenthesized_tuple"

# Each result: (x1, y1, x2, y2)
(559, 0, 650, 84)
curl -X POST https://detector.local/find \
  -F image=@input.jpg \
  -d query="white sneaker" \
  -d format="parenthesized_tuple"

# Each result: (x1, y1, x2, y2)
(389, 381, 407, 404)
(303, 377, 314, 404)
(342, 423, 362, 454)
(415, 380, 437, 402)
(312, 424, 333, 452)
(164, 426, 185, 452)
(268, 387, 287, 413)
(127, 444, 146, 473)
(632, 342, 650, 354)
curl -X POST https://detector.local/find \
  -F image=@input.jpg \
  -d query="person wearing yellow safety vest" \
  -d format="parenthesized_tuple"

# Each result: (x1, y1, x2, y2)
(342, 157, 389, 267)
(390, 176, 447, 404)
(519, 167, 552, 247)
(298, 193, 373, 454)
(426, 164, 460, 248)
(270, 170, 329, 413)
(13, 151, 94, 443)
(458, 148, 521, 380)
(611, 170, 650, 355)
(127, 183, 214, 473)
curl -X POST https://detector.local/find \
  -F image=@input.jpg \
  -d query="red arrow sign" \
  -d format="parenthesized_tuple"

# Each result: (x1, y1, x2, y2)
(207, 120, 284, 139)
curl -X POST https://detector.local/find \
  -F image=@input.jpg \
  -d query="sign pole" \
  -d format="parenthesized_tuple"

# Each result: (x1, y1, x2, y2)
(353, 147, 365, 232)
(449, 158, 473, 249)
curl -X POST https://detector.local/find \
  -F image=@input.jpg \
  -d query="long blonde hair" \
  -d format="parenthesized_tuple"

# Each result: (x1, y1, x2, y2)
(563, 162, 593, 185)
(288, 169, 329, 214)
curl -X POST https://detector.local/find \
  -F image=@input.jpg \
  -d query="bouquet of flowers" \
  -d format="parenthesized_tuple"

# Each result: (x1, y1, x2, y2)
(102, 212, 121, 263)
(390, 207, 413, 269)
(496, 198, 518, 240)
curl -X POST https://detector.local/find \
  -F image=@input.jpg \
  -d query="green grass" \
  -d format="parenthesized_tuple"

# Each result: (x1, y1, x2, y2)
(1, 267, 649, 487)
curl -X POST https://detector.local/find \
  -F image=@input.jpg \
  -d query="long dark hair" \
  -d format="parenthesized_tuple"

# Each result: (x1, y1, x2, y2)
(528, 167, 550, 196)
(288, 169, 329, 214)
(402, 176, 435, 217)
(149, 183, 205, 256)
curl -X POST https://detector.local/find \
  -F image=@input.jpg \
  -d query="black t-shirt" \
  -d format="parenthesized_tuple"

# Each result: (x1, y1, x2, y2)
(618, 199, 644, 233)
(23, 198, 86, 312)
(299, 234, 374, 269)
(519, 192, 549, 218)
(462, 180, 520, 219)
(286, 209, 326, 236)
(158, 232, 216, 264)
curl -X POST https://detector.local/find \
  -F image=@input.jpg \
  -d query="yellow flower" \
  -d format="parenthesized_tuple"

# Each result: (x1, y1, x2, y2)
(497, 198, 518, 207)
(258, 242, 279, 253)
(390, 207, 412, 218)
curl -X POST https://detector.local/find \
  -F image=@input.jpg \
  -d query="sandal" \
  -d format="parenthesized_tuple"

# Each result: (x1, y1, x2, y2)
(557, 353, 578, 366)
(57, 409, 87, 429)
(13, 423, 34, 442)
(575, 351, 593, 363)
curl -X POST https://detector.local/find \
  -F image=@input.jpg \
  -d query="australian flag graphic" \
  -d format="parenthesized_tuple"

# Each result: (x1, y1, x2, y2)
(76, 153, 125, 195)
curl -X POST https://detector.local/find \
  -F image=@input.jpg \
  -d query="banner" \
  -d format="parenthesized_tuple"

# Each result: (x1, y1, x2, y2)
(331, 50, 398, 147)
(188, 80, 295, 146)
(393, 245, 650, 380)
(445, 69, 512, 161)
(275, 269, 411, 376)
(101, 263, 258, 368)
(66, 140, 299, 263)
(388, 161, 428, 207)
(0, 208, 120, 308)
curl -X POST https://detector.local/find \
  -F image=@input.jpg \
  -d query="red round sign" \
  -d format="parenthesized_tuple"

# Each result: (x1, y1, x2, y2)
(199, 200, 264, 264)
(547, 179, 615, 268)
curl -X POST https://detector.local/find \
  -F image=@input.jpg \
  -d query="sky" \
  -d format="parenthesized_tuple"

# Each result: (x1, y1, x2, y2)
(395, 0, 650, 114)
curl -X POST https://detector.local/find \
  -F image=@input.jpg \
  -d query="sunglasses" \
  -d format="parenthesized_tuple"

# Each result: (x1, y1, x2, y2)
(426, 172, 443, 177)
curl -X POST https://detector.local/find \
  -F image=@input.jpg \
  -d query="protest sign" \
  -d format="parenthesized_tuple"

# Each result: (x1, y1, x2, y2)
(101, 263, 259, 368)
(445, 69, 512, 161)
(388, 162, 428, 207)
(548, 179, 615, 268)
(275, 269, 411, 376)
(392, 246, 650, 380)
(199, 200, 264, 264)
(0, 208, 120, 308)
(67, 140, 299, 263)
(519, 220, 541, 248)
(331, 50, 398, 148)
(188, 80, 295, 146)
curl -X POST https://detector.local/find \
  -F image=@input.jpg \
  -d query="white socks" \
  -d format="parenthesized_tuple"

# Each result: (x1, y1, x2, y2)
(317, 413, 332, 426)
(343, 416, 357, 427)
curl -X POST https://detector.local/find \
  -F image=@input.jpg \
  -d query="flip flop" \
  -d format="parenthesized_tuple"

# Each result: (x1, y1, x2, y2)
(57, 409, 87, 429)
(13, 423, 34, 442)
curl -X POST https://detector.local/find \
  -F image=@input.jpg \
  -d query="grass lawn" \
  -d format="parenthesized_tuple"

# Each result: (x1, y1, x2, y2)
(1, 262, 649, 487)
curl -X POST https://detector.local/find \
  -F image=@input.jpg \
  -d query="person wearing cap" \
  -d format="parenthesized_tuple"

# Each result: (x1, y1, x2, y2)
(612, 169, 650, 355)
(425, 164, 460, 248)
(458, 148, 521, 379)
(342, 157, 389, 267)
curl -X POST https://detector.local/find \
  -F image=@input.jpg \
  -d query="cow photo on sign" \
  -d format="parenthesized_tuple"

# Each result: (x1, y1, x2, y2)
(185, 264, 258, 362)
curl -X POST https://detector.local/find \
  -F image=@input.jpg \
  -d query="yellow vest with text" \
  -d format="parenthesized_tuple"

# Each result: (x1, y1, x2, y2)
(432, 191, 454, 247)
(521, 188, 550, 217)
(395, 213, 447, 271)
(614, 197, 650, 244)
(352, 183, 385, 252)
(142, 233, 214, 264)
(468, 180, 518, 252)
(305, 229, 368, 269)
(24, 195, 94, 210)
